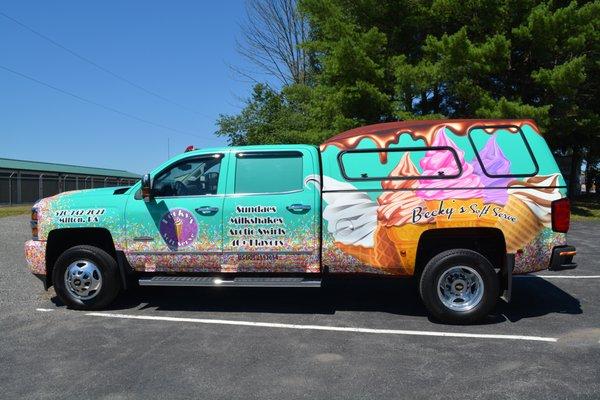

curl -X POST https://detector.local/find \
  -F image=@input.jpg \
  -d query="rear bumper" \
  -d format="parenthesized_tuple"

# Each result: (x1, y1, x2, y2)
(549, 245, 577, 271)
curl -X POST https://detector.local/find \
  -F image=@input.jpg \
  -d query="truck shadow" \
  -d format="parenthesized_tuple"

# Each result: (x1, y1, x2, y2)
(110, 278, 428, 317)
(52, 275, 582, 325)
(495, 276, 582, 322)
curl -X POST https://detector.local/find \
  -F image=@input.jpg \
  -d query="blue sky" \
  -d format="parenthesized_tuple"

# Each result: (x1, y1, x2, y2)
(1, 1, 262, 174)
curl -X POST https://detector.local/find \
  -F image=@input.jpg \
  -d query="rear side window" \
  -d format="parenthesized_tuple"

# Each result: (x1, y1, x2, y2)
(339, 148, 461, 181)
(235, 151, 303, 194)
(469, 127, 538, 177)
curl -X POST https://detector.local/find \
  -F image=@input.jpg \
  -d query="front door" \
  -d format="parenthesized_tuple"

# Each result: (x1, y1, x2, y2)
(124, 153, 226, 272)
(221, 148, 320, 273)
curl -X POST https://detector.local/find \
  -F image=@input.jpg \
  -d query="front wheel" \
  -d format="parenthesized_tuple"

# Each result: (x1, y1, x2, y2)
(52, 245, 121, 310)
(419, 249, 499, 324)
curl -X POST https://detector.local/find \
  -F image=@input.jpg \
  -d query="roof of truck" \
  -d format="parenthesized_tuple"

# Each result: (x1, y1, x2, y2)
(321, 118, 540, 151)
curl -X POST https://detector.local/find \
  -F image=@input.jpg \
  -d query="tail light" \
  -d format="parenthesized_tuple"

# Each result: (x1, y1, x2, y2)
(551, 198, 570, 233)
(31, 208, 38, 239)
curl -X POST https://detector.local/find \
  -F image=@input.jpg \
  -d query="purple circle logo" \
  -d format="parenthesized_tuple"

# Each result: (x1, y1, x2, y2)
(159, 208, 198, 249)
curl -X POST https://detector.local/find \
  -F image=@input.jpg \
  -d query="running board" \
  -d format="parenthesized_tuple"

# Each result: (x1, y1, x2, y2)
(138, 276, 322, 288)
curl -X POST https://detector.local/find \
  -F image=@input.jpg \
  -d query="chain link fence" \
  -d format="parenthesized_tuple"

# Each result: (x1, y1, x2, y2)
(0, 171, 138, 205)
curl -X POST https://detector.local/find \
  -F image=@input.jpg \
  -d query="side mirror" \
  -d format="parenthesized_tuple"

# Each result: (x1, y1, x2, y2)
(141, 174, 154, 202)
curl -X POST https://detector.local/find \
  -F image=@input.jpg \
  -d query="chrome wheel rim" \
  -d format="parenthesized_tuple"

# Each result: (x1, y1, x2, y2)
(437, 266, 484, 312)
(64, 260, 102, 300)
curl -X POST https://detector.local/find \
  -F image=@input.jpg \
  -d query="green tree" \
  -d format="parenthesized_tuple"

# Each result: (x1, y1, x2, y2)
(217, 0, 599, 195)
(215, 83, 333, 145)
(511, 1, 599, 195)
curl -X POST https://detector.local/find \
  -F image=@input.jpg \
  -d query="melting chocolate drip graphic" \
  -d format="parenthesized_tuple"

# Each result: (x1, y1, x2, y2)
(320, 119, 539, 164)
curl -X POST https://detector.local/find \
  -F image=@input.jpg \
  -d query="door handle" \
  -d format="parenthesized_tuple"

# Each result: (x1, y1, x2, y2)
(195, 206, 219, 215)
(286, 204, 311, 212)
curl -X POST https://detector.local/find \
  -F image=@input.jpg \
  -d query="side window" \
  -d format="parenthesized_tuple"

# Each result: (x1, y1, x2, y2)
(339, 148, 461, 180)
(153, 155, 222, 197)
(469, 127, 538, 177)
(235, 151, 303, 194)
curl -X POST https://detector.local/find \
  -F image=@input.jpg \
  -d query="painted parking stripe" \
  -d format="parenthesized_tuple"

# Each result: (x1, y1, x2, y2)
(516, 275, 600, 279)
(35, 308, 53, 312)
(85, 312, 557, 343)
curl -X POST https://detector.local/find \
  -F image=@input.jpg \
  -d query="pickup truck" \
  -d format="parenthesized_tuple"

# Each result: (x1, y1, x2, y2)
(25, 119, 577, 323)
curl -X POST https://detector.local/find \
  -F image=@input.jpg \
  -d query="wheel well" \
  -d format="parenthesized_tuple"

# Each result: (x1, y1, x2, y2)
(46, 228, 116, 286)
(415, 228, 506, 278)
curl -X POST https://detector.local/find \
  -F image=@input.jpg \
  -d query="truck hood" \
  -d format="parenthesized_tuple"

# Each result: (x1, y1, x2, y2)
(33, 187, 132, 240)
(34, 186, 131, 207)
(52, 186, 130, 201)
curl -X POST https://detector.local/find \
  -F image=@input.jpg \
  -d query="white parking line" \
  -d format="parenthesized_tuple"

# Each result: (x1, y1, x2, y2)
(85, 312, 558, 343)
(35, 308, 53, 312)
(516, 275, 600, 279)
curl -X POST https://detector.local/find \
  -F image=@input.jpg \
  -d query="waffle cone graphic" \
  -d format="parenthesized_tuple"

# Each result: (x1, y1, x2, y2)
(386, 223, 433, 274)
(174, 219, 183, 241)
(477, 204, 502, 227)
(425, 199, 484, 228)
(495, 196, 541, 253)
(335, 226, 401, 273)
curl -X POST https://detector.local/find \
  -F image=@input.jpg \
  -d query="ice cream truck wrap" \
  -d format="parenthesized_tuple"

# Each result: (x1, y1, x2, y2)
(24, 119, 577, 323)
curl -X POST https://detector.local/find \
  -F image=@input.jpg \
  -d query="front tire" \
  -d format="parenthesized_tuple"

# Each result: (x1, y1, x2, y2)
(419, 249, 499, 324)
(52, 245, 121, 310)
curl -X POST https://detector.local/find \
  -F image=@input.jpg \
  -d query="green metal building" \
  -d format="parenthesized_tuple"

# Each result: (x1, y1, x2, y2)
(0, 158, 139, 205)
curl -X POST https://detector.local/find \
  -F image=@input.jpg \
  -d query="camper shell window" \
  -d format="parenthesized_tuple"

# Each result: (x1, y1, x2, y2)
(468, 125, 539, 178)
(338, 147, 462, 181)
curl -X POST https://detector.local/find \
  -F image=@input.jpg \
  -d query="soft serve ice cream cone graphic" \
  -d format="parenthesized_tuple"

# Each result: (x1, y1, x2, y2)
(377, 153, 434, 273)
(416, 127, 484, 227)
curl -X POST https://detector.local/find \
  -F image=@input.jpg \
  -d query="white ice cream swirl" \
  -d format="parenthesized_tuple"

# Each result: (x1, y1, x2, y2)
(507, 174, 562, 227)
(305, 175, 377, 247)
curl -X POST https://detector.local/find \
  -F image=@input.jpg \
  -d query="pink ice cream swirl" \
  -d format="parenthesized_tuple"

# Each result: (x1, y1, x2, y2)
(472, 135, 511, 205)
(416, 127, 483, 200)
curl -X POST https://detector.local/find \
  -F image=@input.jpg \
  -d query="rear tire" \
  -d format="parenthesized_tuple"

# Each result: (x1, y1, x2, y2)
(52, 245, 121, 310)
(419, 249, 499, 324)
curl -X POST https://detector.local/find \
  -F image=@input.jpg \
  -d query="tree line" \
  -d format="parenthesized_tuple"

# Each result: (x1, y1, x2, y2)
(216, 0, 599, 196)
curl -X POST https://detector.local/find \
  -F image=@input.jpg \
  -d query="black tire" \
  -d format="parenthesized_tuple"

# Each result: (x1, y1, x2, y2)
(419, 249, 499, 324)
(52, 245, 121, 310)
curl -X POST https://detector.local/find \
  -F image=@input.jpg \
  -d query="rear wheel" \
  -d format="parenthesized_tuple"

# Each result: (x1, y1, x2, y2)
(419, 249, 499, 324)
(52, 245, 120, 310)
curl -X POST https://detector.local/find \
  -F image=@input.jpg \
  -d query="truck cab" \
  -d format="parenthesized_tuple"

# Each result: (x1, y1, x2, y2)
(126, 145, 321, 274)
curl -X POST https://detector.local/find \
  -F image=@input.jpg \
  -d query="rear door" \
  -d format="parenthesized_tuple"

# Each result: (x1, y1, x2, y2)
(221, 147, 320, 273)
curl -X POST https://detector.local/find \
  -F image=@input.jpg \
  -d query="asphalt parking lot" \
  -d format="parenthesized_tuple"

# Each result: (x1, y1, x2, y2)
(1, 215, 599, 399)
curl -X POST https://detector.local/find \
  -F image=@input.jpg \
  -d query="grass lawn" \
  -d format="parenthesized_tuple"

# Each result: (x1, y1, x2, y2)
(0, 205, 32, 218)
(571, 195, 600, 221)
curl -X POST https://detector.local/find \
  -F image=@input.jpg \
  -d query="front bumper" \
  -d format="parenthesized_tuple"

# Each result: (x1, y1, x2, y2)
(24, 240, 47, 275)
(549, 245, 577, 271)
